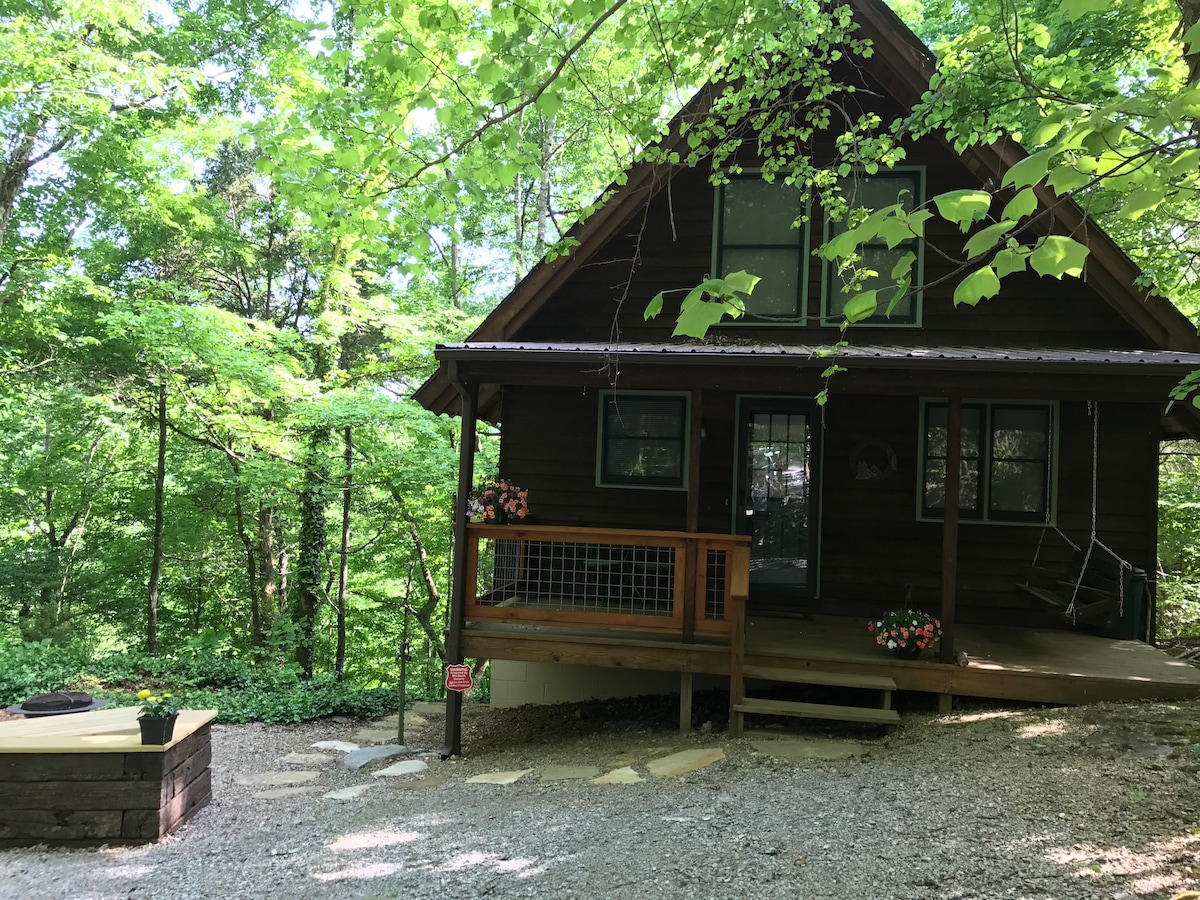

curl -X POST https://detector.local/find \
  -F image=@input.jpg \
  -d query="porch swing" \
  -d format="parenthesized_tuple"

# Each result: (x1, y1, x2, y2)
(1016, 402, 1134, 625)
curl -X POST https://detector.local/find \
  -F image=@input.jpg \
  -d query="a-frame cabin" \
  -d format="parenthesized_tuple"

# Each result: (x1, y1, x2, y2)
(415, 0, 1200, 754)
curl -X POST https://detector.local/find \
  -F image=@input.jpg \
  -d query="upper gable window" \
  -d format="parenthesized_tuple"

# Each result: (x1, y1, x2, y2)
(713, 174, 808, 324)
(597, 391, 690, 489)
(823, 169, 924, 327)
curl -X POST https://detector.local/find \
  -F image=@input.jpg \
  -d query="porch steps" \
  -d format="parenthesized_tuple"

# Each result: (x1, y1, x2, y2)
(730, 667, 899, 736)
(732, 697, 901, 726)
(741, 666, 896, 692)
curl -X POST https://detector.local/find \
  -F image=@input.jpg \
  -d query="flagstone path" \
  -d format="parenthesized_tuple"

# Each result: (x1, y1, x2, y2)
(229, 713, 862, 807)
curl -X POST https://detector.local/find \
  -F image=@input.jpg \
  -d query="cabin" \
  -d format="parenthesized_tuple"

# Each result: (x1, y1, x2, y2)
(415, 0, 1200, 755)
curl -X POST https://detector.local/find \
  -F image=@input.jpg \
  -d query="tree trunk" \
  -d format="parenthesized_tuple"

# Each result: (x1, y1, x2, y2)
(536, 118, 555, 248)
(335, 426, 352, 681)
(146, 380, 168, 656)
(256, 502, 276, 646)
(293, 428, 330, 678)
(387, 485, 446, 659)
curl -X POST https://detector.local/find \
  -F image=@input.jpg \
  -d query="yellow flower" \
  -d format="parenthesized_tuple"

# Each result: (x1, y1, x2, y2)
(162, 693, 171, 699)
(138, 689, 151, 699)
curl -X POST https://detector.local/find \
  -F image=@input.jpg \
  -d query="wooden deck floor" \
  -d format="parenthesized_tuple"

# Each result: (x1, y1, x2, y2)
(746, 616, 1200, 705)
(464, 615, 1200, 706)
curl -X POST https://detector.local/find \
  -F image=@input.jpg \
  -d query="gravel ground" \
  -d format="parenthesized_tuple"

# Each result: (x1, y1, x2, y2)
(2, 693, 1200, 900)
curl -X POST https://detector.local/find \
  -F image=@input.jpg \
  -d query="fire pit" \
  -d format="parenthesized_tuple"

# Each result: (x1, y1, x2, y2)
(6, 691, 107, 717)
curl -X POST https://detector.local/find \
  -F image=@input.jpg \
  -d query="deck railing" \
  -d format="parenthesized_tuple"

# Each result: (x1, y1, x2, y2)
(464, 524, 750, 637)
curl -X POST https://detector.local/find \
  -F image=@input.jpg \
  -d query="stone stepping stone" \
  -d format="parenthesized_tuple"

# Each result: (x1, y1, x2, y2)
(391, 775, 446, 792)
(372, 713, 431, 728)
(252, 786, 322, 799)
(592, 766, 643, 785)
(409, 701, 444, 715)
(749, 738, 866, 761)
(324, 785, 373, 801)
(646, 748, 724, 778)
(373, 760, 429, 778)
(342, 745, 409, 770)
(235, 771, 321, 787)
(353, 727, 400, 744)
(540, 764, 601, 781)
(466, 769, 532, 785)
(312, 740, 359, 753)
(279, 752, 337, 766)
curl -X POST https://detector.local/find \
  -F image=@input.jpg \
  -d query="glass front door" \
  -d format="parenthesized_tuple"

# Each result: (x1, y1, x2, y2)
(734, 398, 819, 608)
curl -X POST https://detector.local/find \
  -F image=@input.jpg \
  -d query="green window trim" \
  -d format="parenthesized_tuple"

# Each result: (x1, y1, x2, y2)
(711, 171, 810, 325)
(596, 391, 691, 490)
(821, 167, 925, 328)
(918, 399, 1057, 525)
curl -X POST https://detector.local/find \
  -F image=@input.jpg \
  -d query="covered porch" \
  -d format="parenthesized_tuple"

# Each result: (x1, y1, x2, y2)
(429, 345, 1200, 754)
(456, 523, 1200, 728)
(464, 614, 1200, 716)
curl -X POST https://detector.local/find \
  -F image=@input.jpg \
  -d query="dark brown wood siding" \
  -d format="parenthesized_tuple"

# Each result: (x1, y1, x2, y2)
(513, 70, 1149, 352)
(499, 386, 1159, 630)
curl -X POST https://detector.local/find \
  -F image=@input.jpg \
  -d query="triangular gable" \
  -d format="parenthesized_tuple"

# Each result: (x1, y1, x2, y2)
(414, 0, 1200, 417)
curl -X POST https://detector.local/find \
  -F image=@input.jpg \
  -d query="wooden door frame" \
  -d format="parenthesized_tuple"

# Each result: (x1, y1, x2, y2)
(730, 394, 823, 607)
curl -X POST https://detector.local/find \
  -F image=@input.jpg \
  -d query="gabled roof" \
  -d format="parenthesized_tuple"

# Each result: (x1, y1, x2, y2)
(414, 0, 1200, 419)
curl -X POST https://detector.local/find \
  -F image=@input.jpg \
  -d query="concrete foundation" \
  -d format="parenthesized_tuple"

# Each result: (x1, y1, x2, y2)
(489, 660, 724, 708)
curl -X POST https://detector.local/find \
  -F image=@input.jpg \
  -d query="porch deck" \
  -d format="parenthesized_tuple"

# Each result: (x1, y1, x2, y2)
(464, 615, 1200, 707)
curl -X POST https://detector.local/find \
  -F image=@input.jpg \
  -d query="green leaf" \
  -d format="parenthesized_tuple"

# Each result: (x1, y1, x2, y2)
(1119, 187, 1166, 220)
(890, 251, 916, 280)
(1030, 235, 1089, 278)
(720, 270, 761, 295)
(842, 291, 879, 323)
(933, 190, 993, 232)
(1046, 164, 1092, 196)
(964, 220, 1018, 260)
(1059, 0, 1109, 21)
(673, 301, 738, 338)
(1001, 188, 1038, 221)
(1185, 21, 1200, 55)
(953, 266, 1001, 306)
(644, 292, 665, 320)
(994, 246, 1029, 278)
(1003, 149, 1055, 191)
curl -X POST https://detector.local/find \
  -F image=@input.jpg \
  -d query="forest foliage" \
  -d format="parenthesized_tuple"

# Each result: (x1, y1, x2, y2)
(2, 0, 1200, 716)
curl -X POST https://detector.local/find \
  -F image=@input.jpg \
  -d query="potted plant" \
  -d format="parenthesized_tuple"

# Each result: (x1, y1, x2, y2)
(137, 688, 180, 745)
(467, 478, 530, 524)
(868, 609, 943, 659)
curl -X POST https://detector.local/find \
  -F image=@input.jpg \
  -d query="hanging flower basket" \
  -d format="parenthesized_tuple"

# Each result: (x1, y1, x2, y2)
(467, 479, 530, 524)
(868, 609, 942, 659)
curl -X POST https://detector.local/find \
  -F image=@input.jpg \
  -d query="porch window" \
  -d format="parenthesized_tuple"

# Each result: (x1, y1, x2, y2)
(920, 400, 1055, 523)
(823, 169, 923, 326)
(597, 391, 689, 489)
(713, 173, 808, 322)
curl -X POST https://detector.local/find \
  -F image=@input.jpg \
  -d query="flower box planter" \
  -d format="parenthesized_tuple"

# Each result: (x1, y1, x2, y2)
(0, 707, 217, 847)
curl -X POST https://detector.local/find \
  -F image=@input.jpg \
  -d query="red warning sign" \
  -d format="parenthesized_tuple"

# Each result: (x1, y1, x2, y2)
(445, 664, 473, 692)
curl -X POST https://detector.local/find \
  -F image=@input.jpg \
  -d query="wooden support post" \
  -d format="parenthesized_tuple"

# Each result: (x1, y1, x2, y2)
(682, 541, 697, 643)
(728, 545, 750, 738)
(938, 693, 954, 715)
(940, 395, 961, 664)
(679, 671, 693, 735)
(444, 364, 478, 758)
(686, 390, 702, 533)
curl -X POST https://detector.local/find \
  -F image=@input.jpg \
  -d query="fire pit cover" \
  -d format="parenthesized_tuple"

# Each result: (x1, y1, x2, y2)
(6, 691, 108, 717)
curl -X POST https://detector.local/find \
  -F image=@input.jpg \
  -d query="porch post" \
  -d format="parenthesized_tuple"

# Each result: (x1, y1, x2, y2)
(444, 362, 478, 758)
(680, 389, 703, 732)
(940, 394, 961, 664)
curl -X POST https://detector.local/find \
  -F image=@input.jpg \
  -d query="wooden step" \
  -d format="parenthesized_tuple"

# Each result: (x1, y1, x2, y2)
(733, 698, 901, 726)
(741, 666, 896, 691)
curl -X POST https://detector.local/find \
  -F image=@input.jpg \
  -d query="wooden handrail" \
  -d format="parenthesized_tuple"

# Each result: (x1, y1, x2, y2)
(463, 524, 750, 638)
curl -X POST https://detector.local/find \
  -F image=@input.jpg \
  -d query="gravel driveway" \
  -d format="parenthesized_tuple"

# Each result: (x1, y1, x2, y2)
(2, 695, 1199, 900)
